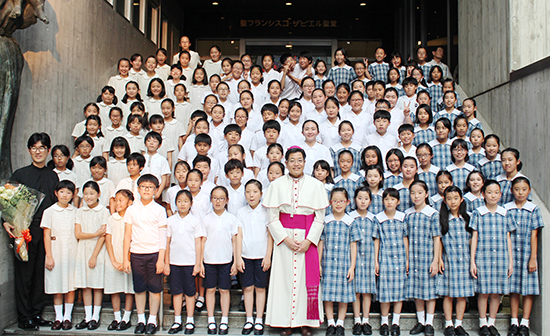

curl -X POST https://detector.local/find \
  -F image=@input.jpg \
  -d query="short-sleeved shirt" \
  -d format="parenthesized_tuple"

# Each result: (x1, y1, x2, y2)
(236, 204, 269, 259)
(124, 199, 168, 254)
(142, 152, 171, 182)
(202, 210, 239, 264)
(167, 212, 203, 266)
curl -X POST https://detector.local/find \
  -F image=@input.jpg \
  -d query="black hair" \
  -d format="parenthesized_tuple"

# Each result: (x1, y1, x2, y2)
(363, 164, 385, 189)
(435, 117, 452, 132)
(302, 119, 319, 132)
(234, 107, 249, 120)
(313, 59, 328, 75)
(116, 189, 135, 202)
(354, 185, 373, 201)
(330, 187, 349, 200)
(415, 104, 433, 124)
(178, 50, 191, 63)
(299, 50, 313, 63)
(442, 78, 455, 90)
(109, 137, 131, 159)
(313, 160, 334, 184)
(192, 67, 208, 85)
(193, 155, 211, 168)
(482, 179, 501, 196)
(324, 97, 341, 119)
(267, 143, 284, 156)
(334, 47, 350, 66)
(261, 54, 275, 67)
(83, 102, 100, 116)
(147, 78, 166, 98)
(240, 89, 254, 101)
(322, 79, 336, 91)
(382, 187, 400, 201)
(250, 65, 264, 84)
(161, 98, 175, 118)
(361, 146, 384, 173)
(402, 76, 419, 87)
(194, 133, 212, 146)
(121, 81, 143, 104)
(212, 104, 225, 117)
(410, 180, 430, 204)
(109, 106, 123, 120)
(229, 144, 246, 157)
(127, 152, 146, 168)
(348, 90, 364, 104)
(436, 170, 453, 184)
(261, 103, 279, 116)
(130, 53, 142, 63)
(90, 156, 107, 170)
(210, 45, 222, 53)
(144, 131, 163, 145)
(190, 110, 208, 120)
(373, 109, 391, 121)
(483, 134, 500, 150)
(501, 147, 523, 171)
(279, 53, 293, 65)
(285, 147, 306, 161)
(365, 80, 375, 89)
(375, 99, 391, 109)
(338, 149, 354, 162)
(245, 179, 263, 191)
(386, 148, 405, 168)
(74, 135, 94, 150)
(402, 156, 419, 181)
(83, 115, 104, 138)
(443, 90, 457, 101)
(137, 173, 160, 188)
(97, 85, 118, 105)
(288, 100, 302, 114)
(428, 65, 443, 83)
(268, 161, 285, 175)
(176, 189, 193, 204)
(398, 123, 414, 134)
(55, 180, 76, 195)
(149, 114, 164, 126)
(450, 139, 470, 163)
(82, 180, 101, 194)
(338, 120, 354, 133)
(224, 158, 244, 174)
(48, 145, 74, 170)
(416, 142, 434, 155)
(210, 186, 229, 209)
(511, 176, 530, 189)
(187, 168, 203, 182)
(464, 171, 486, 194)
(126, 113, 144, 132)
(263, 120, 281, 133)
(386, 67, 401, 84)
(174, 160, 190, 173)
(336, 82, 351, 95)
(417, 89, 431, 99)
(167, 64, 185, 81)
(224, 124, 242, 136)
(440, 185, 470, 235)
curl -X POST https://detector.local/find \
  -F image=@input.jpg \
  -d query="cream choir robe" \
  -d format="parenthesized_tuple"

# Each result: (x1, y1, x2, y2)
(262, 174, 329, 328)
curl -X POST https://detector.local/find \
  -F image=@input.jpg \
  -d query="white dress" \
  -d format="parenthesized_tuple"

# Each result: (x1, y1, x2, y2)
(74, 204, 109, 289)
(104, 213, 134, 294)
(40, 204, 78, 294)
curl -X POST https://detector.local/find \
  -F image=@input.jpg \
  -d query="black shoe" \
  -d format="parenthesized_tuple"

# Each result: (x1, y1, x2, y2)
(118, 320, 132, 331)
(108, 320, 120, 330)
(33, 315, 53, 327)
(444, 326, 456, 336)
(169, 323, 183, 334)
(254, 323, 264, 335)
(185, 323, 195, 334)
(208, 322, 217, 335)
(362, 323, 372, 335)
(75, 319, 88, 330)
(518, 325, 529, 336)
(87, 320, 100, 330)
(480, 326, 491, 336)
(488, 325, 500, 336)
(390, 324, 400, 336)
(424, 324, 435, 336)
(195, 298, 205, 312)
(519, 325, 529, 336)
(335, 325, 345, 336)
(326, 325, 336, 336)
(243, 322, 254, 335)
(508, 324, 519, 336)
(145, 323, 157, 334)
(455, 325, 469, 336)
(219, 323, 229, 335)
(352, 323, 362, 335)
(18, 319, 39, 331)
(51, 320, 62, 330)
(380, 323, 389, 336)
(62, 320, 73, 330)
(135, 322, 146, 334)
(410, 322, 425, 334)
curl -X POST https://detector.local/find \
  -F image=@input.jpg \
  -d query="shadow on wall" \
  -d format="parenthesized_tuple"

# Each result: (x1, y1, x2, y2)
(18, 0, 59, 61)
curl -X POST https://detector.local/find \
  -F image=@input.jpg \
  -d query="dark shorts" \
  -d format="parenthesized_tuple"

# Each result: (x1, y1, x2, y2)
(170, 265, 196, 296)
(203, 263, 232, 290)
(131, 253, 163, 294)
(241, 258, 269, 288)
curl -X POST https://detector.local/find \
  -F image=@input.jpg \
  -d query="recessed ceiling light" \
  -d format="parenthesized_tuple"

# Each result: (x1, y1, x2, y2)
(286, 44, 292, 48)
(230, 40, 234, 44)
(212, 1, 218, 5)
(347, 41, 351, 44)
(286, 2, 292, 5)
(360, 2, 366, 6)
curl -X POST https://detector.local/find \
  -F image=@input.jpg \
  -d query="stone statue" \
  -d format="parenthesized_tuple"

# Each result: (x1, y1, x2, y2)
(0, 0, 48, 178)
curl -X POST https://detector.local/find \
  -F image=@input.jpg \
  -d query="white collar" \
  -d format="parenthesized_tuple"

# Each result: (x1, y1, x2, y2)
(464, 192, 481, 202)
(405, 205, 437, 216)
(52, 203, 75, 212)
(384, 171, 403, 179)
(75, 156, 92, 163)
(333, 173, 361, 183)
(476, 205, 506, 216)
(446, 163, 475, 172)
(505, 201, 536, 212)
(325, 213, 355, 226)
(496, 172, 525, 182)
(431, 194, 442, 202)
(375, 211, 405, 222)
(428, 138, 453, 146)
(82, 203, 105, 212)
(421, 165, 440, 174)
(478, 154, 501, 165)
(348, 210, 375, 221)
(112, 212, 123, 220)
(414, 125, 434, 132)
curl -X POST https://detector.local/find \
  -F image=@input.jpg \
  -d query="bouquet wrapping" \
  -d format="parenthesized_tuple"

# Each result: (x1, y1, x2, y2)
(0, 181, 45, 261)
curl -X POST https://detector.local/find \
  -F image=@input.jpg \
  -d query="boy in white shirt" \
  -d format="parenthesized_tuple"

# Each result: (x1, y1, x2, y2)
(141, 132, 171, 200)
(396, 77, 420, 115)
(397, 124, 417, 162)
(250, 104, 279, 155)
(122, 174, 167, 335)
(115, 153, 145, 200)
(252, 120, 281, 175)
(365, 110, 399, 162)
(224, 160, 248, 215)
(193, 155, 217, 195)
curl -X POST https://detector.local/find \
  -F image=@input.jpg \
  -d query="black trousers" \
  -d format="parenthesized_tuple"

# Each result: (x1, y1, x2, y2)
(14, 223, 45, 322)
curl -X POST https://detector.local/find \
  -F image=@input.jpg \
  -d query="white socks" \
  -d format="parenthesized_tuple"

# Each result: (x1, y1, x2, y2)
(488, 317, 496, 326)
(511, 318, 519, 326)
(92, 305, 101, 321)
(521, 319, 529, 328)
(174, 315, 182, 324)
(445, 320, 454, 328)
(336, 319, 344, 327)
(208, 316, 216, 324)
(64, 303, 74, 322)
(114, 310, 121, 322)
(455, 319, 463, 327)
(392, 313, 401, 326)
(426, 313, 434, 326)
(354, 317, 361, 324)
(84, 305, 92, 322)
(187, 317, 194, 325)
(122, 310, 131, 323)
(362, 317, 369, 325)
(381, 315, 389, 325)
(255, 318, 263, 330)
(479, 317, 488, 328)
(54, 305, 63, 321)
(327, 319, 335, 326)
(247, 316, 254, 324)
(220, 316, 229, 330)
(148, 315, 157, 326)
(416, 311, 425, 325)
(138, 313, 146, 324)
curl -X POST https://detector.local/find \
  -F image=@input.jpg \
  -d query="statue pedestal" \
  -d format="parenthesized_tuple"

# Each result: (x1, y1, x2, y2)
(0, 36, 24, 178)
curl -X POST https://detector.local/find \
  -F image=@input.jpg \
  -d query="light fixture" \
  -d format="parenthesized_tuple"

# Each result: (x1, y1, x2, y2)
(347, 41, 350, 44)
(285, 43, 292, 48)
(230, 40, 234, 44)
(286, 2, 292, 5)
(360, 2, 366, 6)
(417, 41, 421, 45)
(212, 1, 218, 5)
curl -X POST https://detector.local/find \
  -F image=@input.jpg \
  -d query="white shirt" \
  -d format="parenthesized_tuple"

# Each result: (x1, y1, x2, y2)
(107, 158, 129, 187)
(172, 49, 200, 70)
(188, 84, 210, 111)
(236, 204, 269, 259)
(202, 210, 239, 264)
(164, 118, 186, 146)
(300, 141, 333, 176)
(98, 102, 118, 125)
(123, 133, 145, 154)
(396, 95, 419, 116)
(263, 69, 283, 86)
(73, 156, 92, 188)
(108, 75, 132, 101)
(188, 189, 212, 221)
(226, 184, 247, 215)
(102, 126, 126, 153)
(398, 145, 417, 162)
(305, 109, 327, 125)
(203, 59, 223, 77)
(250, 83, 268, 107)
(175, 101, 193, 129)
(279, 122, 304, 150)
(365, 131, 399, 163)
(54, 168, 78, 186)
(78, 177, 116, 207)
(319, 119, 341, 148)
(167, 212, 203, 266)
(142, 152, 171, 182)
(72, 120, 86, 138)
(116, 177, 141, 201)
(427, 59, 451, 79)
(217, 167, 255, 188)
(145, 97, 163, 116)
(342, 109, 373, 146)
(124, 199, 168, 254)
(156, 64, 171, 81)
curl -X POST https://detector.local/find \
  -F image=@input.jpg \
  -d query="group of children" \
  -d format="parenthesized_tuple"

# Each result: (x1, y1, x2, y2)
(38, 41, 542, 336)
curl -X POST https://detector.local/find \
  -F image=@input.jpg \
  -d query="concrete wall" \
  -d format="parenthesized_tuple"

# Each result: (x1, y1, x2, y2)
(459, 1, 550, 335)
(1, 0, 156, 330)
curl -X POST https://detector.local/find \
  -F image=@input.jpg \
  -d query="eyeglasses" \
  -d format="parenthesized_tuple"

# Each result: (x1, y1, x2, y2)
(331, 199, 347, 204)
(30, 146, 48, 153)
(452, 147, 466, 153)
(288, 159, 304, 165)
(139, 186, 156, 191)
(417, 154, 431, 158)
(211, 197, 226, 202)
